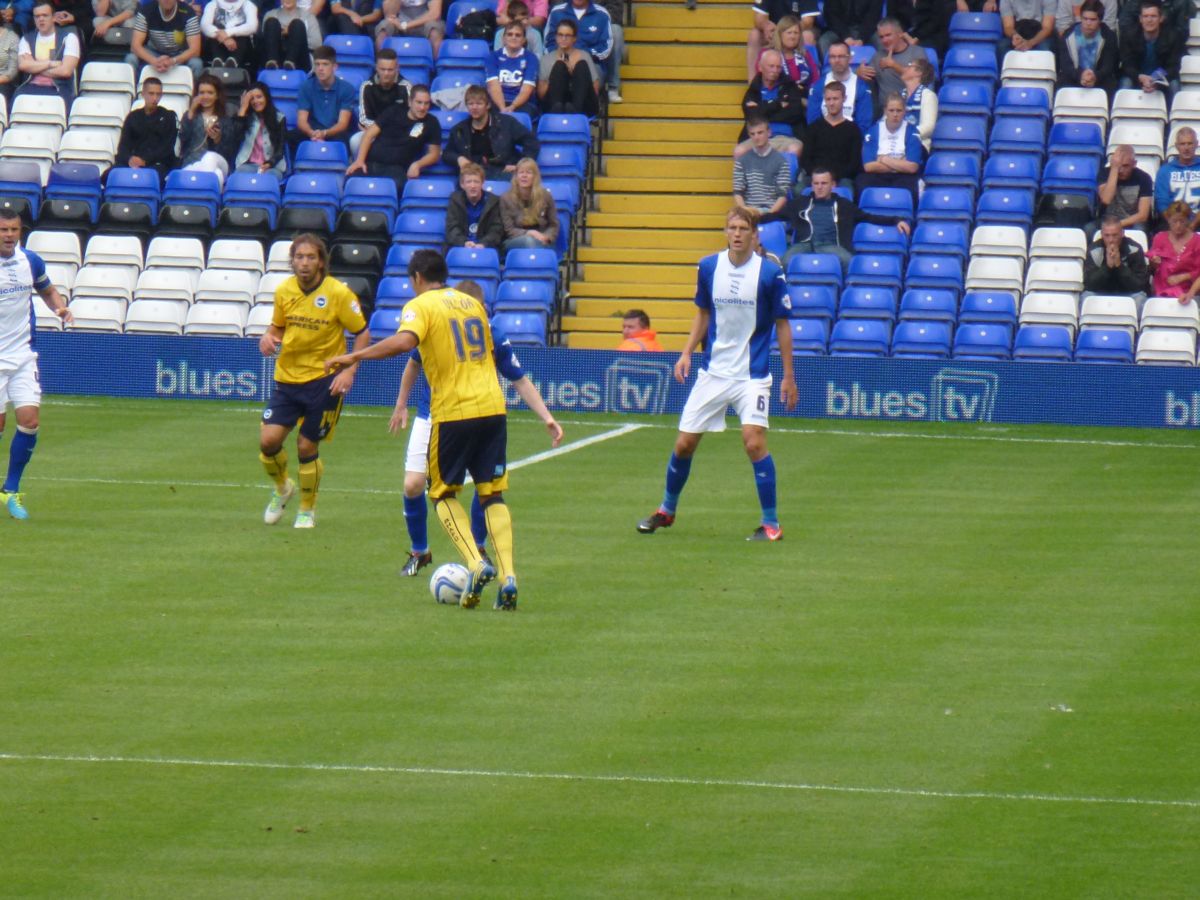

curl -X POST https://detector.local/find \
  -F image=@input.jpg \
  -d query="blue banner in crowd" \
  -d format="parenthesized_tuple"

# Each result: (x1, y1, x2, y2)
(33, 332, 1200, 429)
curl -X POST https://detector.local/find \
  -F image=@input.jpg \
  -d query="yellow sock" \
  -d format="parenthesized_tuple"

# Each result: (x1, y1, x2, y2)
(260, 449, 289, 490)
(483, 500, 515, 581)
(298, 456, 323, 511)
(434, 496, 482, 567)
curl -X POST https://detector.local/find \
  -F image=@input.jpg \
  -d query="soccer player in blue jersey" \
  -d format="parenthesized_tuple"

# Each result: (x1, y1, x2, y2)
(638, 205, 797, 541)
(0, 210, 72, 520)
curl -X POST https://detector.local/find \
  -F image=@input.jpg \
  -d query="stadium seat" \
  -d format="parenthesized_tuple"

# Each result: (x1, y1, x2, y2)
(942, 44, 999, 84)
(852, 223, 909, 259)
(959, 291, 1018, 326)
(1029, 227, 1087, 261)
(33, 295, 65, 330)
(753, 220, 786, 260)
(436, 38, 491, 74)
(787, 253, 843, 290)
(334, 209, 393, 252)
(245, 303, 274, 337)
(73, 265, 136, 302)
(11, 94, 66, 129)
(257, 68, 305, 101)
(1136, 327, 1197, 365)
(858, 187, 914, 220)
(953, 323, 1011, 359)
(1141, 297, 1200, 334)
(846, 254, 903, 291)
(992, 85, 1050, 123)
(217, 206, 274, 243)
(43, 263, 74, 297)
(503, 247, 558, 285)
(921, 153, 981, 193)
(1, 124, 62, 168)
(294, 140, 350, 173)
(494, 279, 554, 313)
(208, 239, 265, 275)
(266, 240, 294, 272)
(124, 299, 187, 335)
(537, 114, 591, 147)
(282, 174, 343, 232)
(446, 246, 501, 285)
(829, 319, 891, 357)
(194, 269, 257, 307)
(383, 243, 422, 276)
(254, 272, 288, 305)
(375, 276, 415, 308)
(969, 224, 1028, 260)
(445, 0, 499, 37)
(965, 256, 1024, 294)
(68, 94, 130, 130)
(909, 222, 968, 260)
(1013, 325, 1073, 361)
(905, 255, 963, 294)
(1041, 155, 1101, 198)
(400, 177, 454, 212)
(1052, 87, 1109, 131)
(989, 116, 1046, 159)
(937, 81, 993, 124)
(135, 268, 198, 304)
(785, 318, 829, 355)
(785, 284, 837, 320)
(1074, 328, 1134, 364)
(27, 230, 81, 270)
(105, 166, 160, 215)
(163, 169, 221, 218)
(917, 187, 975, 227)
(1034, 192, 1093, 229)
(1046, 121, 1104, 161)
(368, 307, 403, 341)
(323, 34, 375, 67)
(931, 115, 988, 155)
(975, 188, 1035, 230)
(330, 242, 384, 283)
(491, 311, 547, 346)
(891, 320, 952, 359)
(392, 210, 447, 245)
(838, 286, 897, 322)
(1024, 259, 1083, 293)
(383, 35, 435, 70)
(1079, 295, 1139, 335)
(0, 159, 44, 213)
(948, 11, 1002, 43)
(982, 153, 1040, 193)
(83, 234, 143, 270)
(67, 297, 126, 332)
(224, 170, 281, 210)
(898, 288, 957, 324)
(79, 61, 137, 98)
(1000, 49, 1056, 89)
(184, 301, 247, 336)
(1111, 88, 1167, 123)
(146, 236, 206, 271)
(537, 145, 587, 179)
(1019, 292, 1079, 335)
(430, 71, 480, 96)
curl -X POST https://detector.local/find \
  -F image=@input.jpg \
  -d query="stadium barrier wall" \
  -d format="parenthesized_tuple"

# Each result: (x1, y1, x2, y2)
(35, 333, 1200, 429)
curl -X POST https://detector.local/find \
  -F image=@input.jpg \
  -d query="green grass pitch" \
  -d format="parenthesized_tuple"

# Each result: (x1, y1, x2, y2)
(2, 396, 1198, 898)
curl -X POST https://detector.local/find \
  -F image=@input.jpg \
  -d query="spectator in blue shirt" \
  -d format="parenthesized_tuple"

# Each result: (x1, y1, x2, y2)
(487, 21, 540, 117)
(544, 0, 611, 77)
(855, 92, 924, 206)
(291, 45, 357, 152)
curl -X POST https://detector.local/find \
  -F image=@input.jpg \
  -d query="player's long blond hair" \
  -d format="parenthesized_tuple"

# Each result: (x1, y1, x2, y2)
(511, 157, 551, 223)
(290, 233, 328, 281)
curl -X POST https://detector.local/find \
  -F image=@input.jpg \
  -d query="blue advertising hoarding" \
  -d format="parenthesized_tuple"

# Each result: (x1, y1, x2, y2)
(32, 332, 1200, 429)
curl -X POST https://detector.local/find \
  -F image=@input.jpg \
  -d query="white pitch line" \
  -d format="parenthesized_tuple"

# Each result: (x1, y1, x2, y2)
(24, 424, 645, 495)
(0, 752, 1196, 810)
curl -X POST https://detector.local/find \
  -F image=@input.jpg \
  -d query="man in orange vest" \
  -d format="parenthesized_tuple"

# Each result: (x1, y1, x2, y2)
(616, 309, 663, 351)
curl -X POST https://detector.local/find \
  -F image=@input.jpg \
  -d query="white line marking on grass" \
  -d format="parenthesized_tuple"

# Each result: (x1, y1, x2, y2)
(24, 425, 645, 495)
(1, 752, 1196, 810)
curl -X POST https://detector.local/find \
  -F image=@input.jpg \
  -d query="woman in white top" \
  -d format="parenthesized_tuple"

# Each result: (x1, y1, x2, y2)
(200, 0, 259, 68)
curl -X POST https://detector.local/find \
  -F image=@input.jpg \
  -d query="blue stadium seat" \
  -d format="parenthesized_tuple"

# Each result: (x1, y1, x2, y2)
(0, 160, 43, 217)
(937, 80, 993, 123)
(898, 288, 958, 324)
(786, 253, 843, 290)
(401, 177, 456, 211)
(982, 153, 1041, 193)
(931, 115, 988, 154)
(256, 68, 305, 100)
(163, 169, 222, 224)
(105, 166, 160, 214)
(504, 247, 558, 284)
(849, 44, 874, 68)
(509, 110, 533, 132)
(343, 175, 399, 220)
(494, 279, 554, 313)
(275, 98, 298, 129)
(432, 109, 469, 137)
(1041, 155, 1101, 198)
(846, 254, 903, 290)
(905, 255, 964, 294)
(1047, 121, 1104, 160)
(785, 284, 838, 320)
(785, 317, 829, 355)
(339, 65, 373, 89)
(909, 221, 968, 260)
(400, 64, 433, 85)
(948, 11, 1003, 43)
(953, 323, 1012, 359)
(369, 307, 403, 340)
(993, 85, 1050, 122)
(1074, 328, 1134, 364)
(891, 320, 952, 358)
(537, 144, 586, 179)
(858, 186, 914, 220)
(294, 140, 349, 173)
(829, 319, 891, 357)
(491, 310, 547, 346)
(447, 246, 501, 284)
(484, 178, 512, 196)
(838, 286, 898, 321)
(383, 35, 435, 69)
(917, 187, 975, 227)
(375, 276, 415, 308)
(959, 291, 1018, 326)
(224, 170, 281, 208)
(436, 38, 492, 74)
(430, 72, 480, 95)
(384, 243, 426, 275)
(852, 222, 909, 258)
(324, 34, 375, 67)
(448, 276, 495, 307)
(392, 210, 447, 244)
(545, 176, 580, 215)
(1013, 325, 1073, 361)
(941, 44, 999, 83)
(46, 163, 103, 218)
(922, 152, 981, 193)
(988, 116, 1046, 158)
(445, 0, 499, 37)
(282, 173, 343, 231)
(538, 113, 591, 147)
(975, 188, 1035, 230)
(758, 221, 788, 259)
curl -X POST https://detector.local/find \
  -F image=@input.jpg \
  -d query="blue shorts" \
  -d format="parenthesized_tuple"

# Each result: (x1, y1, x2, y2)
(262, 375, 344, 443)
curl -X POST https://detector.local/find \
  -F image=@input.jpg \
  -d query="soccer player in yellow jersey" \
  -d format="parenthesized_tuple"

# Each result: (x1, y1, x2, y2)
(258, 234, 369, 529)
(327, 249, 557, 611)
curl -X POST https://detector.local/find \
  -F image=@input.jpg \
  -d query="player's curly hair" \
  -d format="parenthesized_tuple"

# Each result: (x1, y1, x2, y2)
(289, 233, 328, 280)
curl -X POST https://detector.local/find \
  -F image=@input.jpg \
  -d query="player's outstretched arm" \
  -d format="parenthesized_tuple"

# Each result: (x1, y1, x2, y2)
(330, 328, 371, 396)
(674, 308, 710, 383)
(389, 356, 421, 434)
(511, 376, 563, 447)
(325, 330, 418, 372)
(38, 284, 72, 325)
(775, 317, 798, 410)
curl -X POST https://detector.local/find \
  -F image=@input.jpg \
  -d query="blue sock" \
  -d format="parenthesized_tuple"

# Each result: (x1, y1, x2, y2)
(470, 492, 488, 549)
(403, 492, 429, 554)
(752, 454, 778, 526)
(4, 426, 37, 493)
(661, 452, 692, 515)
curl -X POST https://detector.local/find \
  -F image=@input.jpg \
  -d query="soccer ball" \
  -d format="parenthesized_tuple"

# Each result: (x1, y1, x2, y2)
(430, 563, 470, 605)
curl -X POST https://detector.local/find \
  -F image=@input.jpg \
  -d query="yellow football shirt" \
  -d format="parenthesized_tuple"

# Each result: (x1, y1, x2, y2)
(271, 275, 367, 384)
(399, 287, 506, 422)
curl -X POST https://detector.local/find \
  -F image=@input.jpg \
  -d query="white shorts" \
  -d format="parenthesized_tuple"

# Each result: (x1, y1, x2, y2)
(405, 414, 432, 474)
(678, 369, 771, 433)
(0, 355, 41, 409)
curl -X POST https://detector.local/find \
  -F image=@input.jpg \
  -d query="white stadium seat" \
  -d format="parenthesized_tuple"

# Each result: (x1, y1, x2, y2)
(43, 263, 75, 298)
(26, 231, 82, 269)
(73, 265, 136, 302)
(1140, 297, 1200, 334)
(57, 129, 118, 172)
(1019, 291, 1079, 335)
(146, 237, 206, 271)
(33, 296, 64, 330)
(1106, 121, 1165, 161)
(1052, 87, 1108, 130)
(1110, 88, 1167, 123)
(194, 269, 257, 307)
(79, 61, 137, 98)
(245, 304, 275, 336)
(68, 297, 127, 332)
(135, 268, 198, 305)
(255, 272, 289, 305)
(184, 301, 247, 336)
(1079, 296, 1139, 335)
(266, 240, 294, 273)
(1025, 258, 1084, 293)
(965, 256, 1025, 294)
(139, 63, 193, 97)
(84, 235, 144, 271)
(1136, 327, 1197, 365)
(208, 239, 265, 275)
(125, 299, 188, 335)
(10, 94, 66, 129)
(1029, 228, 1087, 261)
(69, 94, 132, 131)
(969, 225, 1028, 260)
